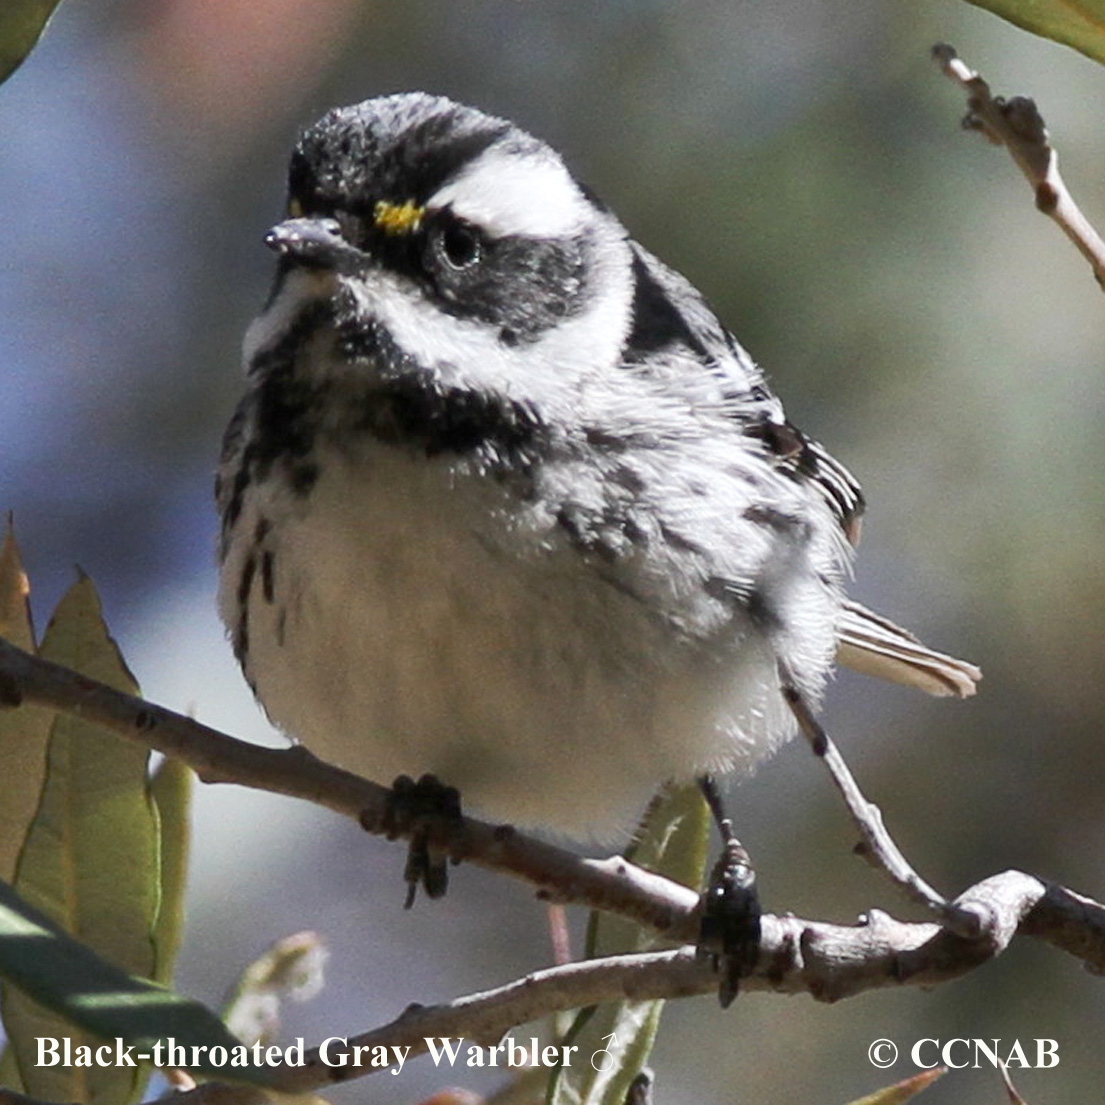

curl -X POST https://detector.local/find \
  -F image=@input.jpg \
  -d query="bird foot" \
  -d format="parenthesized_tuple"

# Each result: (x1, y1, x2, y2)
(698, 824, 761, 1007)
(383, 773, 462, 907)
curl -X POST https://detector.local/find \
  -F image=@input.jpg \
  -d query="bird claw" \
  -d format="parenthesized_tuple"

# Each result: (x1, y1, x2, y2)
(698, 821, 762, 1008)
(383, 773, 462, 907)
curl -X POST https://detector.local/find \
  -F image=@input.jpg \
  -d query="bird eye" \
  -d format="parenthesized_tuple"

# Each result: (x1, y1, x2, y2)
(434, 220, 481, 270)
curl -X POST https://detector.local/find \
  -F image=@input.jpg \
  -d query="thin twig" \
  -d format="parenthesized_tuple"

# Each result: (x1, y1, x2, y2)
(932, 42, 1105, 291)
(778, 661, 979, 937)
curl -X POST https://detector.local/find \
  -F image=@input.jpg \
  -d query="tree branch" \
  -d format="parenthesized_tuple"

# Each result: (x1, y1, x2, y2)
(5, 635, 1105, 1093)
(123, 869, 1105, 1098)
(5, 636, 1105, 966)
(932, 42, 1105, 291)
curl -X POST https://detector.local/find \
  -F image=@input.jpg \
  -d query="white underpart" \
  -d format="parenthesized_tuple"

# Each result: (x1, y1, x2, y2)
(221, 437, 810, 840)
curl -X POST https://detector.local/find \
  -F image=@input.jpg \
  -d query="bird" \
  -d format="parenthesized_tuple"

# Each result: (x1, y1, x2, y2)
(216, 92, 979, 863)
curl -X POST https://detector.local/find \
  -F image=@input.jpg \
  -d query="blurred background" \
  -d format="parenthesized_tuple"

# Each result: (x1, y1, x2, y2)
(3, 1, 1105, 1102)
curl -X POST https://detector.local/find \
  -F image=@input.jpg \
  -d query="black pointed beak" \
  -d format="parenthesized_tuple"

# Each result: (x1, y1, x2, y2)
(265, 217, 366, 273)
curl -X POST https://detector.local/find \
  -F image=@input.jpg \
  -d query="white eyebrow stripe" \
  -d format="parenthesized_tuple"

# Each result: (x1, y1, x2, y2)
(429, 145, 591, 239)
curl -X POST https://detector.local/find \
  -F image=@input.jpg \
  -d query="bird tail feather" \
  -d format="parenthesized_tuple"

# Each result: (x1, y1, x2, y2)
(836, 599, 981, 698)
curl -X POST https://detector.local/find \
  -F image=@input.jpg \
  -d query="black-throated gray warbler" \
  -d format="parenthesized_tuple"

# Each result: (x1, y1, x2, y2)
(217, 93, 979, 846)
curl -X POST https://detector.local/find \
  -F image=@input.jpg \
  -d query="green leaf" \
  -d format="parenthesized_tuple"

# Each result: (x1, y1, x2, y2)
(150, 756, 193, 987)
(0, 524, 45, 1094)
(966, 0, 1105, 68)
(0, 1046, 22, 1093)
(0, 520, 34, 648)
(547, 783, 710, 1105)
(2, 575, 161, 1105)
(0, 0, 65, 86)
(0, 877, 275, 1086)
(0, 524, 51, 886)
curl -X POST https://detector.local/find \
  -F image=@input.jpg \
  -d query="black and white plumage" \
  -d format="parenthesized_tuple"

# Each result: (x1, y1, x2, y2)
(217, 93, 978, 840)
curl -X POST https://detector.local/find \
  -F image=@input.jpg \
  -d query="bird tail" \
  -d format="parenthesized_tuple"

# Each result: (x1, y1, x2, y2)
(836, 599, 981, 698)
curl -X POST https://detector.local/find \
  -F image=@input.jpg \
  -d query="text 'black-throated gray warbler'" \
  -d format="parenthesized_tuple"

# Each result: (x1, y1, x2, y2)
(217, 93, 980, 849)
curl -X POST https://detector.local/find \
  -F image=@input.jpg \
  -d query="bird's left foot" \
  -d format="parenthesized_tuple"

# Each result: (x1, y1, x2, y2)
(699, 829, 761, 1007)
(697, 775, 762, 1007)
(383, 773, 462, 907)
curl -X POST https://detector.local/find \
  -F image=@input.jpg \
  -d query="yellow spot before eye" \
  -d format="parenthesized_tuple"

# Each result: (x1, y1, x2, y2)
(287, 197, 304, 218)
(373, 199, 425, 236)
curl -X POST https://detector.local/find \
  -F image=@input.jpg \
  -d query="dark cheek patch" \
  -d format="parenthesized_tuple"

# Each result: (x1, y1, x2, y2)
(433, 235, 589, 342)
